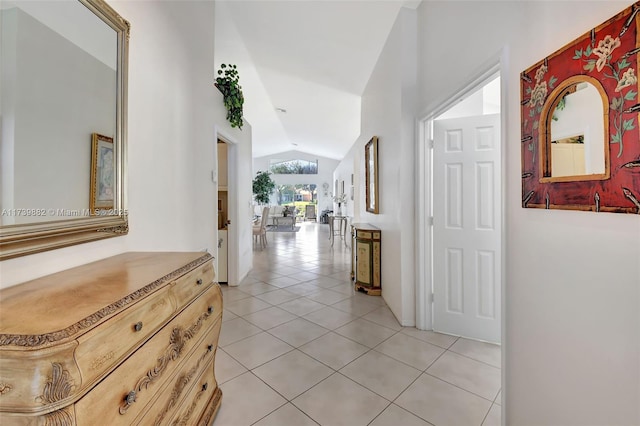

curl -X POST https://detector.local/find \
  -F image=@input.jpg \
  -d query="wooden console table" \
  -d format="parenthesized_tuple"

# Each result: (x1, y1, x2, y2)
(328, 215, 348, 246)
(351, 223, 381, 295)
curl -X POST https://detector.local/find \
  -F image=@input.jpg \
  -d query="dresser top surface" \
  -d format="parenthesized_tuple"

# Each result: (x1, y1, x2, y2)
(0, 252, 212, 339)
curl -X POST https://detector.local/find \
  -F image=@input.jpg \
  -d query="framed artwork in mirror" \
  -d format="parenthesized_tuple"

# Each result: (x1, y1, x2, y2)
(350, 173, 354, 200)
(90, 133, 114, 212)
(365, 136, 379, 214)
(520, 2, 639, 213)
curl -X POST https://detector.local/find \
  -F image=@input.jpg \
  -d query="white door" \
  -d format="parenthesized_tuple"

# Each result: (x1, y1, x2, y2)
(433, 114, 501, 343)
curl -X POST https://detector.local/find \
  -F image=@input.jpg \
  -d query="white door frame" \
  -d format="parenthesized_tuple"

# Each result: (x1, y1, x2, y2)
(415, 54, 508, 335)
(215, 129, 239, 286)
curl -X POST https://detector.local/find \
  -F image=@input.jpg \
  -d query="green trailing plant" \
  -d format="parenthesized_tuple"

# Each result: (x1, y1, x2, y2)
(252, 171, 276, 205)
(215, 63, 244, 129)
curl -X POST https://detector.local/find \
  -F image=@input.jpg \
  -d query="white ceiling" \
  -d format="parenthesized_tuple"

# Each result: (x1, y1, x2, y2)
(215, 0, 418, 160)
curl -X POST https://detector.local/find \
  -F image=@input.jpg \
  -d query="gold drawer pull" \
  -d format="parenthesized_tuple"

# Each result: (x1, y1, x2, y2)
(119, 390, 137, 414)
(126, 391, 137, 404)
(133, 322, 143, 332)
(202, 383, 208, 392)
(196, 278, 203, 285)
(207, 306, 214, 314)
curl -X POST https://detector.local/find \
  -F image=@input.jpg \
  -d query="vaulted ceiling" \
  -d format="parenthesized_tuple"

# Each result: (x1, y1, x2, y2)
(215, 0, 419, 160)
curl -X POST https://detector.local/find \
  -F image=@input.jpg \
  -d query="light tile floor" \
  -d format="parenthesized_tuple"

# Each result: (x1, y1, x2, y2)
(215, 222, 501, 426)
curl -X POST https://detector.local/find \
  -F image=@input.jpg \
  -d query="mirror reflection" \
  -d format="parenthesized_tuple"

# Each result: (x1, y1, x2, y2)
(1, 0, 117, 225)
(547, 81, 606, 178)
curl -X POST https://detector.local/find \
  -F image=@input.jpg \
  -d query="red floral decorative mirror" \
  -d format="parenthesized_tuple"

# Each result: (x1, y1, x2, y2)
(521, 2, 639, 213)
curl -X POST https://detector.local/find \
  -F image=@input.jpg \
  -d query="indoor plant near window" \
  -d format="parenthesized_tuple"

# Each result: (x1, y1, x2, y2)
(252, 171, 276, 205)
(215, 63, 244, 129)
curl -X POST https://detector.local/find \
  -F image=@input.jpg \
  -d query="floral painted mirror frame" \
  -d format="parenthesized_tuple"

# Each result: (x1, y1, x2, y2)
(521, 2, 639, 213)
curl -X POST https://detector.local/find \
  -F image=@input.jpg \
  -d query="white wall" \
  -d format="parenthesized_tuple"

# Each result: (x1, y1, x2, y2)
(0, 0, 254, 288)
(417, 1, 639, 424)
(253, 150, 339, 214)
(214, 1, 291, 161)
(332, 150, 355, 217)
(335, 7, 417, 326)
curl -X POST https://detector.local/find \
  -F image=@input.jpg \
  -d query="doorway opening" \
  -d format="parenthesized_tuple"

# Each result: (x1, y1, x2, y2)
(417, 66, 503, 344)
(216, 135, 239, 286)
(217, 140, 229, 284)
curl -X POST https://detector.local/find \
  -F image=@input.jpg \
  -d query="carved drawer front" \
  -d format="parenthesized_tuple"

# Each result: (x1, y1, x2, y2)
(74, 285, 177, 387)
(74, 286, 221, 425)
(0, 342, 80, 426)
(169, 358, 219, 426)
(0, 403, 77, 426)
(171, 262, 215, 309)
(0, 341, 79, 417)
(134, 324, 221, 426)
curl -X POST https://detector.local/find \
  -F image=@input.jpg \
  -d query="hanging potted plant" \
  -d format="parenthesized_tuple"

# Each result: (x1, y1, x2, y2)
(252, 171, 276, 205)
(215, 63, 244, 129)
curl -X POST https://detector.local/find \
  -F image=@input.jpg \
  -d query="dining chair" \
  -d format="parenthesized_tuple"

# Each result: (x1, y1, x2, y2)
(304, 204, 317, 221)
(253, 206, 270, 249)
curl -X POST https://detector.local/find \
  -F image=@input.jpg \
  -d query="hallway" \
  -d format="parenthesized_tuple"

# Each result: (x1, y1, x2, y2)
(215, 222, 501, 426)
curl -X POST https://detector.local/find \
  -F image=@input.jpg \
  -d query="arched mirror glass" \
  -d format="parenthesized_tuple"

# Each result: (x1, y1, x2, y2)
(550, 82, 605, 176)
(0, 0, 129, 259)
(539, 76, 610, 183)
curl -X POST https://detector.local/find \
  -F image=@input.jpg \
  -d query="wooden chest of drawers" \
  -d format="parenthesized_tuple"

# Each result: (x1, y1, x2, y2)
(0, 252, 223, 425)
(351, 224, 382, 296)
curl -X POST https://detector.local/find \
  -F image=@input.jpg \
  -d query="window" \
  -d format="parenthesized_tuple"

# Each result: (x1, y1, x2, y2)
(269, 159, 318, 174)
(276, 184, 317, 218)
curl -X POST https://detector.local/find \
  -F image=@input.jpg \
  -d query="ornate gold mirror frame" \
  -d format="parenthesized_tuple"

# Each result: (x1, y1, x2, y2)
(365, 136, 379, 214)
(0, 0, 129, 260)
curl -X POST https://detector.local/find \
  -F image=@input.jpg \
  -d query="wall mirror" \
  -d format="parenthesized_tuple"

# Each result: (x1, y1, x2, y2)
(365, 136, 379, 214)
(0, 0, 129, 259)
(540, 76, 609, 181)
(521, 2, 639, 213)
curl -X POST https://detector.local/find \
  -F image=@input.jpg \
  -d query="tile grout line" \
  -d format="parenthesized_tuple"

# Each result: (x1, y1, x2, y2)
(446, 348, 502, 370)
(479, 401, 498, 426)
(422, 369, 501, 404)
